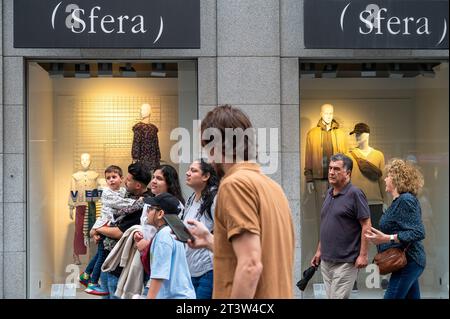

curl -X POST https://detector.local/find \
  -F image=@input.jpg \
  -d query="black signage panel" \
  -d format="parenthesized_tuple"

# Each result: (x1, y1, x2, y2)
(304, 0, 448, 49)
(14, 0, 200, 48)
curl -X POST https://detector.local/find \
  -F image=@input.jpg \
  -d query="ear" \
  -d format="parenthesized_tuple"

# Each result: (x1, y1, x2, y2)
(202, 172, 210, 182)
(157, 210, 165, 220)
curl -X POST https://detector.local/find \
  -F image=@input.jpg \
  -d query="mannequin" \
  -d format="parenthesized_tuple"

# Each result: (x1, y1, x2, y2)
(68, 153, 99, 265)
(131, 103, 161, 171)
(304, 103, 347, 237)
(347, 123, 386, 228)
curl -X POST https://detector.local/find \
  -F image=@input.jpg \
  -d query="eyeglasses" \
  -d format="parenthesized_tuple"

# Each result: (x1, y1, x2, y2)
(146, 205, 161, 212)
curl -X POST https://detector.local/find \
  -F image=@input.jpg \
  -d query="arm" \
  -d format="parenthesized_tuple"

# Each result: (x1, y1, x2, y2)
(131, 125, 139, 161)
(395, 199, 426, 243)
(95, 225, 123, 240)
(101, 189, 136, 210)
(147, 279, 163, 299)
(304, 131, 314, 183)
(355, 218, 371, 268)
(229, 232, 263, 299)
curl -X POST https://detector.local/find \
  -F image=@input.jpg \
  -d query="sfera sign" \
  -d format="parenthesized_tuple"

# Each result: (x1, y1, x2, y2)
(14, 0, 200, 48)
(304, 0, 448, 49)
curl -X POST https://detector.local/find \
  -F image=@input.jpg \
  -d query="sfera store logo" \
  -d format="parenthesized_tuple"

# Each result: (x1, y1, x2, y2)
(341, 2, 448, 46)
(51, 1, 164, 43)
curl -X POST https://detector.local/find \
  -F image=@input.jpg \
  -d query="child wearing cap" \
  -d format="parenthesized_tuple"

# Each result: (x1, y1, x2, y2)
(144, 192, 196, 299)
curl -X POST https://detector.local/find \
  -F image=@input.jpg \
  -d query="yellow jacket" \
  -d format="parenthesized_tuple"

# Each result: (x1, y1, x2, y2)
(304, 120, 347, 182)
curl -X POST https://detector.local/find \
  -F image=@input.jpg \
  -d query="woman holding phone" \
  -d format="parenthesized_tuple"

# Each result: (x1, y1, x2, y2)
(183, 159, 219, 299)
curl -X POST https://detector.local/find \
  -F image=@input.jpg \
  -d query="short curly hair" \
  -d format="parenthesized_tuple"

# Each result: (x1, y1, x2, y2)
(385, 158, 424, 196)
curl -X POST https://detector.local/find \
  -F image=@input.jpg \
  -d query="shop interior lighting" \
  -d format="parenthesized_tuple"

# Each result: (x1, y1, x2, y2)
(49, 63, 64, 78)
(361, 63, 377, 77)
(98, 63, 113, 77)
(151, 63, 166, 77)
(388, 63, 404, 78)
(322, 64, 337, 78)
(120, 63, 137, 77)
(418, 63, 436, 78)
(300, 63, 316, 78)
(75, 63, 90, 78)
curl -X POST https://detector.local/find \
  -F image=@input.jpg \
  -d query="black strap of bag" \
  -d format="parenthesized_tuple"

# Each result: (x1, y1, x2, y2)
(350, 150, 382, 181)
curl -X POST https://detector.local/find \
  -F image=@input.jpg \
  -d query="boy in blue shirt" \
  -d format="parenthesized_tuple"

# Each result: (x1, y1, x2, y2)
(144, 193, 196, 299)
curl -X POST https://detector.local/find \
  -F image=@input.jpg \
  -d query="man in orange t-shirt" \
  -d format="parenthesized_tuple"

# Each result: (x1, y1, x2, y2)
(187, 105, 295, 299)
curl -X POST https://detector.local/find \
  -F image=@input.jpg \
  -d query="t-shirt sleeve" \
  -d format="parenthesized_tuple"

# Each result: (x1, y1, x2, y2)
(219, 180, 260, 241)
(354, 188, 371, 220)
(150, 231, 174, 280)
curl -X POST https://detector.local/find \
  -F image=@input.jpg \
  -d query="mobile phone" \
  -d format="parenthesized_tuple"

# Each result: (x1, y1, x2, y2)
(163, 214, 195, 243)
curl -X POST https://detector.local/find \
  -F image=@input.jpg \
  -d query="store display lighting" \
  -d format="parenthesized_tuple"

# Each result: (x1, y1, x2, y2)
(322, 64, 337, 78)
(300, 63, 316, 78)
(419, 63, 435, 78)
(151, 63, 166, 77)
(98, 63, 113, 77)
(388, 63, 404, 78)
(75, 63, 90, 78)
(120, 63, 137, 77)
(361, 63, 377, 77)
(49, 63, 64, 78)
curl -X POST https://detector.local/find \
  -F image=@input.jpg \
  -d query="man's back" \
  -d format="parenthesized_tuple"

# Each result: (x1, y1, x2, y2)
(213, 163, 295, 298)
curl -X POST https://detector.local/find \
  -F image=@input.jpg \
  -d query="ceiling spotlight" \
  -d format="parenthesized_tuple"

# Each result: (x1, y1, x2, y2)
(389, 63, 404, 78)
(300, 63, 316, 79)
(361, 63, 376, 77)
(322, 64, 337, 78)
(120, 63, 137, 77)
(75, 63, 90, 78)
(48, 63, 64, 78)
(98, 63, 112, 77)
(151, 63, 166, 77)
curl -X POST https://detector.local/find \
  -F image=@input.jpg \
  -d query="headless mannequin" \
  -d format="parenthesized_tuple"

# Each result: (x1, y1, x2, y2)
(132, 103, 161, 170)
(68, 153, 99, 264)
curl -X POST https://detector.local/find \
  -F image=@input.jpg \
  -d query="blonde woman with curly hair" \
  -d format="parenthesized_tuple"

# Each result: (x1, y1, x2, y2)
(365, 158, 426, 299)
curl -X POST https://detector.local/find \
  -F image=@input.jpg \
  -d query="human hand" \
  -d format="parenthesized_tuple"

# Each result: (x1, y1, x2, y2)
(307, 182, 315, 194)
(137, 197, 144, 203)
(93, 234, 101, 243)
(186, 219, 213, 251)
(89, 228, 98, 238)
(365, 227, 389, 245)
(311, 251, 321, 267)
(84, 236, 90, 247)
(355, 254, 369, 269)
(134, 231, 144, 243)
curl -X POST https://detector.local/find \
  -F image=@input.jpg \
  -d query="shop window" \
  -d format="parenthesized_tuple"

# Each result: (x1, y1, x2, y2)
(299, 61, 449, 299)
(27, 60, 197, 298)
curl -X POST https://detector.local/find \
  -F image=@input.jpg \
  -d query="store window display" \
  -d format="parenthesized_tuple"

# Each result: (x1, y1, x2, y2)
(131, 103, 161, 171)
(68, 153, 100, 265)
(347, 123, 386, 229)
(304, 103, 347, 236)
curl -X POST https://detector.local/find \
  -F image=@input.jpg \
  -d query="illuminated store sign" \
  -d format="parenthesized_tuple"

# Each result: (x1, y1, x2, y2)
(14, 0, 200, 48)
(304, 0, 449, 49)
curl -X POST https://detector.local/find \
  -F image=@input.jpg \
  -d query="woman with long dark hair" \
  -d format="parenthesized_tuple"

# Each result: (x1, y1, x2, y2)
(182, 159, 219, 299)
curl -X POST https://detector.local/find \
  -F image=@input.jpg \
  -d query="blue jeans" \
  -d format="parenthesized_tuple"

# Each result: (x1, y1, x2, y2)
(85, 239, 106, 284)
(384, 259, 424, 299)
(100, 271, 120, 299)
(191, 270, 213, 299)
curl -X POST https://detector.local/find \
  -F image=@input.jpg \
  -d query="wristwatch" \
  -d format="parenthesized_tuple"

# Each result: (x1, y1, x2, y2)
(389, 234, 395, 243)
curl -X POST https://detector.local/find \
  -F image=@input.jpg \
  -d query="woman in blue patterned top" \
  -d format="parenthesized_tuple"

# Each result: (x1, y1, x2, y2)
(365, 158, 425, 299)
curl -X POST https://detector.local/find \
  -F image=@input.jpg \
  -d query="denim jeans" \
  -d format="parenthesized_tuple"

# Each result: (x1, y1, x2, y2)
(384, 259, 424, 299)
(85, 239, 106, 284)
(191, 270, 213, 299)
(100, 271, 120, 299)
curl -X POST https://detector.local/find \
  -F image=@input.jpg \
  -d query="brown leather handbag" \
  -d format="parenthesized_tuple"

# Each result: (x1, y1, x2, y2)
(373, 245, 409, 275)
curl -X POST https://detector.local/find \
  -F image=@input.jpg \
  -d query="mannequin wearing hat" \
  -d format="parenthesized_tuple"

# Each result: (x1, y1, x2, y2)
(347, 123, 386, 228)
(304, 103, 347, 237)
(131, 103, 161, 171)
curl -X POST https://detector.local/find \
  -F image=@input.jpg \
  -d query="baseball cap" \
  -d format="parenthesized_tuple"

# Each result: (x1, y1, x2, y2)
(144, 193, 181, 215)
(349, 122, 370, 135)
